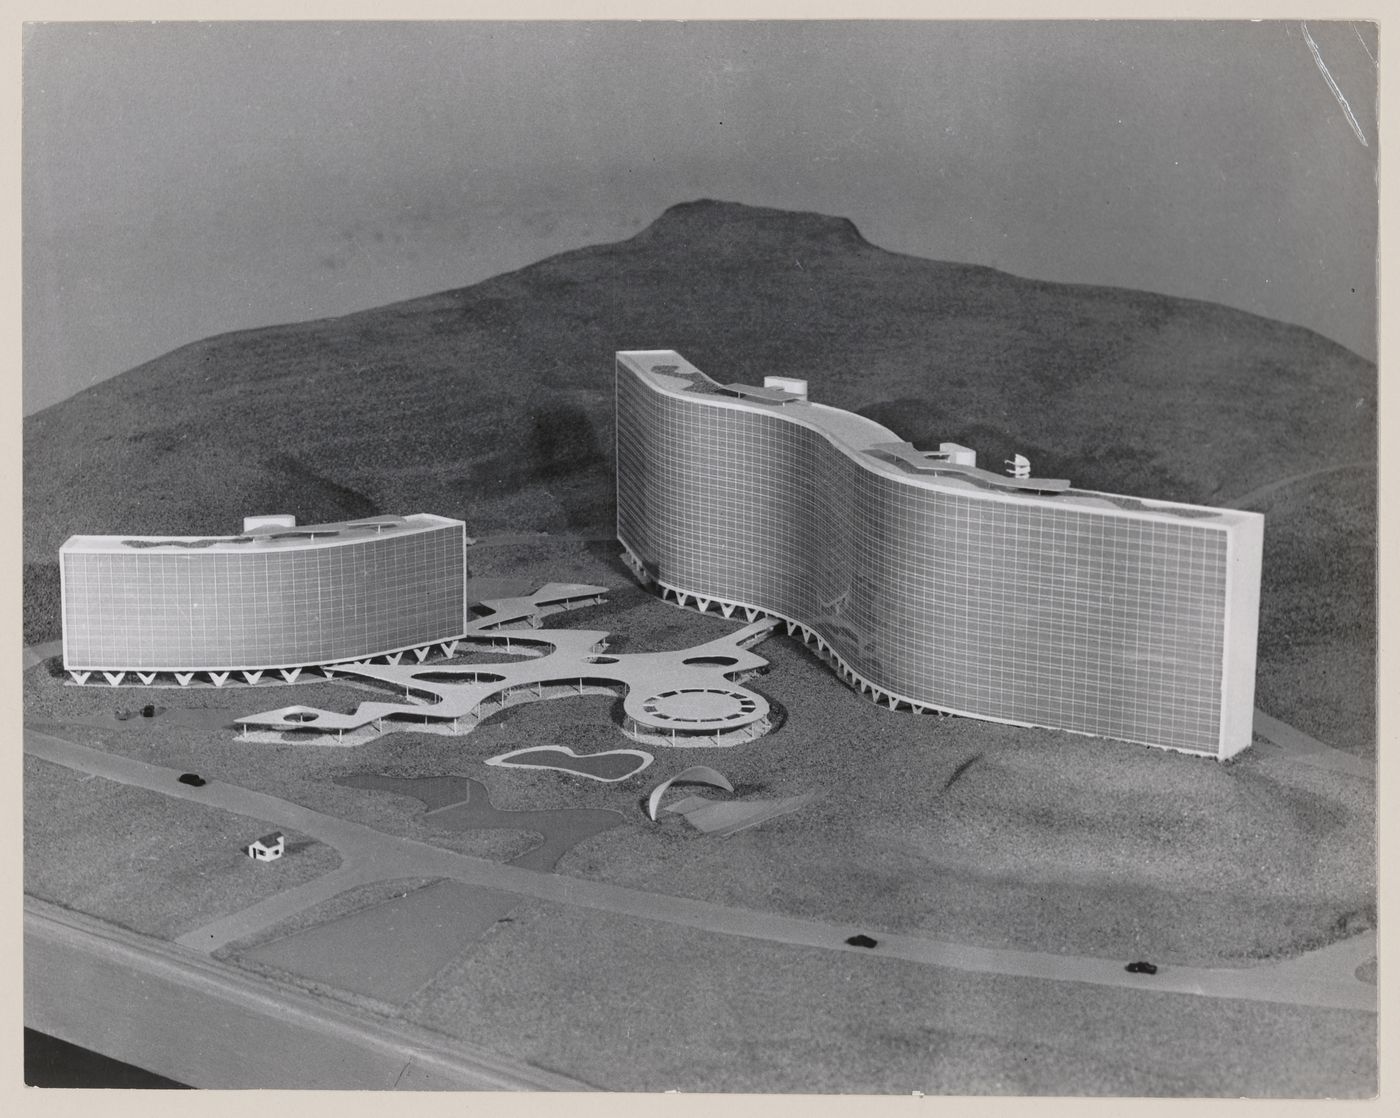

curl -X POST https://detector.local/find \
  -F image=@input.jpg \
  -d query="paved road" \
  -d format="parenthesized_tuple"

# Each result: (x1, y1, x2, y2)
(24, 727, 1376, 1013)
(25, 898, 592, 1091)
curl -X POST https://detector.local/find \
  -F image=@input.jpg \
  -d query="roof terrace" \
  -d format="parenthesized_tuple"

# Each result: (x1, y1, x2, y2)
(61, 513, 464, 555)
(620, 350, 1234, 523)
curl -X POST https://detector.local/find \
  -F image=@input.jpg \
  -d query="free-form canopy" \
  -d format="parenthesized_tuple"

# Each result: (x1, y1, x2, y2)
(646, 766, 734, 821)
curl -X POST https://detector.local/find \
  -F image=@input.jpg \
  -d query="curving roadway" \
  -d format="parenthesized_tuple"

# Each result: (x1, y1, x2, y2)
(24, 726, 1375, 1014)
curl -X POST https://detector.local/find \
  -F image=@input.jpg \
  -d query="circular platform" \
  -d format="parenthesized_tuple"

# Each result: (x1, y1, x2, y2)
(640, 687, 758, 725)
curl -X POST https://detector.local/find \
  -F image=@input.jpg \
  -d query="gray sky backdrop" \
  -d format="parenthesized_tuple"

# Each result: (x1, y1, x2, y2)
(23, 20, 1378, 415)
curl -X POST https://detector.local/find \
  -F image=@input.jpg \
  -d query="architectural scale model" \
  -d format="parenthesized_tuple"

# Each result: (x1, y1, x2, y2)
(645, 765, 816, 835)
(484, 745, 655, 782)
(616, 350, 1265, 759)
(235, 583, 780, 747)
(58, 514, 467, 686)
(244, 833, 286, 862)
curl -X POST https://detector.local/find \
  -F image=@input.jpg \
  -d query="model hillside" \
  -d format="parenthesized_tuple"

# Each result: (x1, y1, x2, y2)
(23, 199, 1377, 755)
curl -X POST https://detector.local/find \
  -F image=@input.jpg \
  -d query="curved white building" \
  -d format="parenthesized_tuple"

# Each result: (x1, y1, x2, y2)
(60, 514, 467, 685)
(616, 350, 1263, 759)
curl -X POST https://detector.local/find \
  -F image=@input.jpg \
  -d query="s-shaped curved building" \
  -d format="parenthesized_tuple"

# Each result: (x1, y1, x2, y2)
(616, 350, 1263, 759)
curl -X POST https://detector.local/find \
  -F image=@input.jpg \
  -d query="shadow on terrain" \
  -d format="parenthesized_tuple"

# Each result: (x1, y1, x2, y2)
(233, 771, 628, 1005)
(335, 772, 623, 872)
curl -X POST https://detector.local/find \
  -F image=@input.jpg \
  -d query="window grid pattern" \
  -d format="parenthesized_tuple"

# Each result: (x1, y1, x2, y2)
(62, 525, 465, 671)
(618, 365, 1230, 753)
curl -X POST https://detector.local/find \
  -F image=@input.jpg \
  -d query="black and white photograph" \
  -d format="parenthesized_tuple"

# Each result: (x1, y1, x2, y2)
(19, 11, 1382, 1097)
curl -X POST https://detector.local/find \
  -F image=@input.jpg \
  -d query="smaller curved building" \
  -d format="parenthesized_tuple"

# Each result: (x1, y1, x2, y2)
(60, 513, 467, 685)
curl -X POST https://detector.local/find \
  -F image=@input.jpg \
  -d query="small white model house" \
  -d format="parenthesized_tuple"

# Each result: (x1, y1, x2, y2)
(245, 833, 286, 862)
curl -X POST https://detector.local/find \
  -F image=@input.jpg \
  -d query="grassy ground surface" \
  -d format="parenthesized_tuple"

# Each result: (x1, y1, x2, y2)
(23, 539, 1374, 971)
(401, 897, 1374, 1096)
(216, 877, 441, 956)
(24, 755, 340, 940)
(1249, 468, 1376, 755)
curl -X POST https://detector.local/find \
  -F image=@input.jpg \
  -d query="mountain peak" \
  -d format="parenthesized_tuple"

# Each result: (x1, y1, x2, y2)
(629, 198, 873, 256)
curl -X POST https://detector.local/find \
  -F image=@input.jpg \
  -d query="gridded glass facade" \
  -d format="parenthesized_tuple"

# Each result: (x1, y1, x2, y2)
(618, 357, 1255, 755)
(62, 522, 465, 671)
